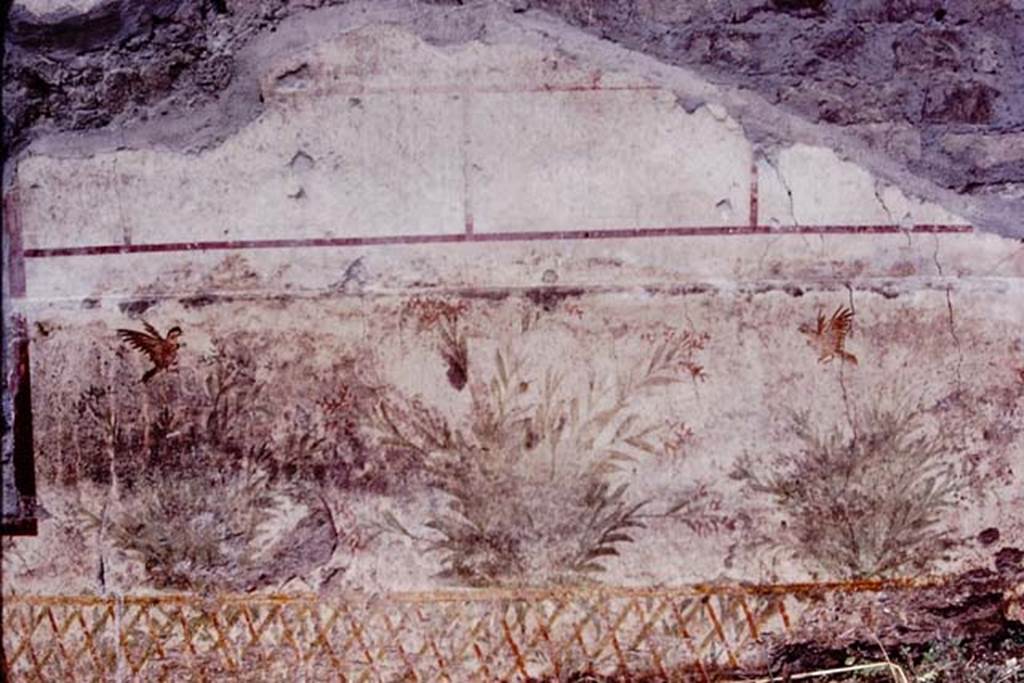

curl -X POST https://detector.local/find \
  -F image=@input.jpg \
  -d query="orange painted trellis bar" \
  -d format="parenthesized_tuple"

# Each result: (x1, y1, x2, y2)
(1, 577, 971, 682)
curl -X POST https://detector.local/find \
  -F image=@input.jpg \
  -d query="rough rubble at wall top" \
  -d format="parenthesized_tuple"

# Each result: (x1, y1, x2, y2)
(3, 0, 1024, 238)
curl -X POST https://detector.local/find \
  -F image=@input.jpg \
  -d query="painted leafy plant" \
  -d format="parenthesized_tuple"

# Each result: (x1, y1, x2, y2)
(105, 463, 280, 590)
(732, 398, 965, 578)
(374, 325, 713, 585)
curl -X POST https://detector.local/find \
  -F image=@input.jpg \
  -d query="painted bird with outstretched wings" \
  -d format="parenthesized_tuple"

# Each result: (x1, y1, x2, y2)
(117, 322, 184, 383)
(798, 305, 858, 365)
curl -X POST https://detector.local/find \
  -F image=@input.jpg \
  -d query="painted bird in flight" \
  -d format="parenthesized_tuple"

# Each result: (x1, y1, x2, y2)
(798, 305, 858, 366)
(117, 322, 184, 383)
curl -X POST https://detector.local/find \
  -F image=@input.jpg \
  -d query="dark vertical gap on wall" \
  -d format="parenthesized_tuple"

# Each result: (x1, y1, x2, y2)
(2, 316, 37, 536)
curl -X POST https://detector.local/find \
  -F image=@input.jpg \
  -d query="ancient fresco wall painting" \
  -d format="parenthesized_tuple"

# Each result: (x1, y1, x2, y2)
(5, 275, 1022, 676)
(6, 290, 1013, 588)
(3, 22, 1024, 681)
(21, 286, 1024, 582)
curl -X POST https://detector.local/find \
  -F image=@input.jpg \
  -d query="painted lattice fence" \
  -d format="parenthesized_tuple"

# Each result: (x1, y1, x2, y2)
(2, 579, 958, 681)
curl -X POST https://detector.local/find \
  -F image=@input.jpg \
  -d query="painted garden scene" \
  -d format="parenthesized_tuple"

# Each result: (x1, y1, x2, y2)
(3, 5, 1024, 680)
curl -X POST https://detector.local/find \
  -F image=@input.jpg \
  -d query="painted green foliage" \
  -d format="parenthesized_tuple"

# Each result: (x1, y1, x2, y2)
(20, 294, 1020, 591)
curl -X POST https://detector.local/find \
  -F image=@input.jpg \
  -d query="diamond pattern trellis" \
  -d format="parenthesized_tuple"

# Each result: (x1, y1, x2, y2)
(2, 579, 953, 682)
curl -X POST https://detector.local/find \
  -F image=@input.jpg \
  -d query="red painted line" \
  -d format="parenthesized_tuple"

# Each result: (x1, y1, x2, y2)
(25, 233, 471, 256)
(21, 224, 973, 259)
(3, 190, 26, 297)
(748, 159, 759, 228)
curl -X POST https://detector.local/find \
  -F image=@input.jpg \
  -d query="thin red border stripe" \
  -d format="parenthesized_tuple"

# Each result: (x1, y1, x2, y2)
(21, 224, 973, 258)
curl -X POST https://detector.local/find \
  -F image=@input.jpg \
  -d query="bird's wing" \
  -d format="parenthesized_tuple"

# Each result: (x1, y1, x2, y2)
(815, 310, 827, 335)
(826, 306, 854, 348)
(117, 329, 165, 364)
(142, 321, 163, 340)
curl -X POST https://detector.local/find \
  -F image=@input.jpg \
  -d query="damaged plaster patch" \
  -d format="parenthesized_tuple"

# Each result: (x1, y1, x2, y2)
(12, 23, 759, 247)
(758, 154, 797, 227)
(762, 144, 968, 228)
(877, 184, 966, 228)
(775, 145, 892, 225)
(288, 149, 315, 172)
(3, 0, 1019, 240)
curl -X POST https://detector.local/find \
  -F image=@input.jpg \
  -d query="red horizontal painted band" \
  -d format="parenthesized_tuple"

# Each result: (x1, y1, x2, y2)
(23, 224, 973, 258)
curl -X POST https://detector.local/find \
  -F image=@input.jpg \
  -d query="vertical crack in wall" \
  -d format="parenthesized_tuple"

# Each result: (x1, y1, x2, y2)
(763, 153, 799, 227)
(932, 233, 945, 277)
(97, 500, 109, 593)
(873, 180, 895, 225)
(932, 236, 964, 392)
(944, 286, 964, 393)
